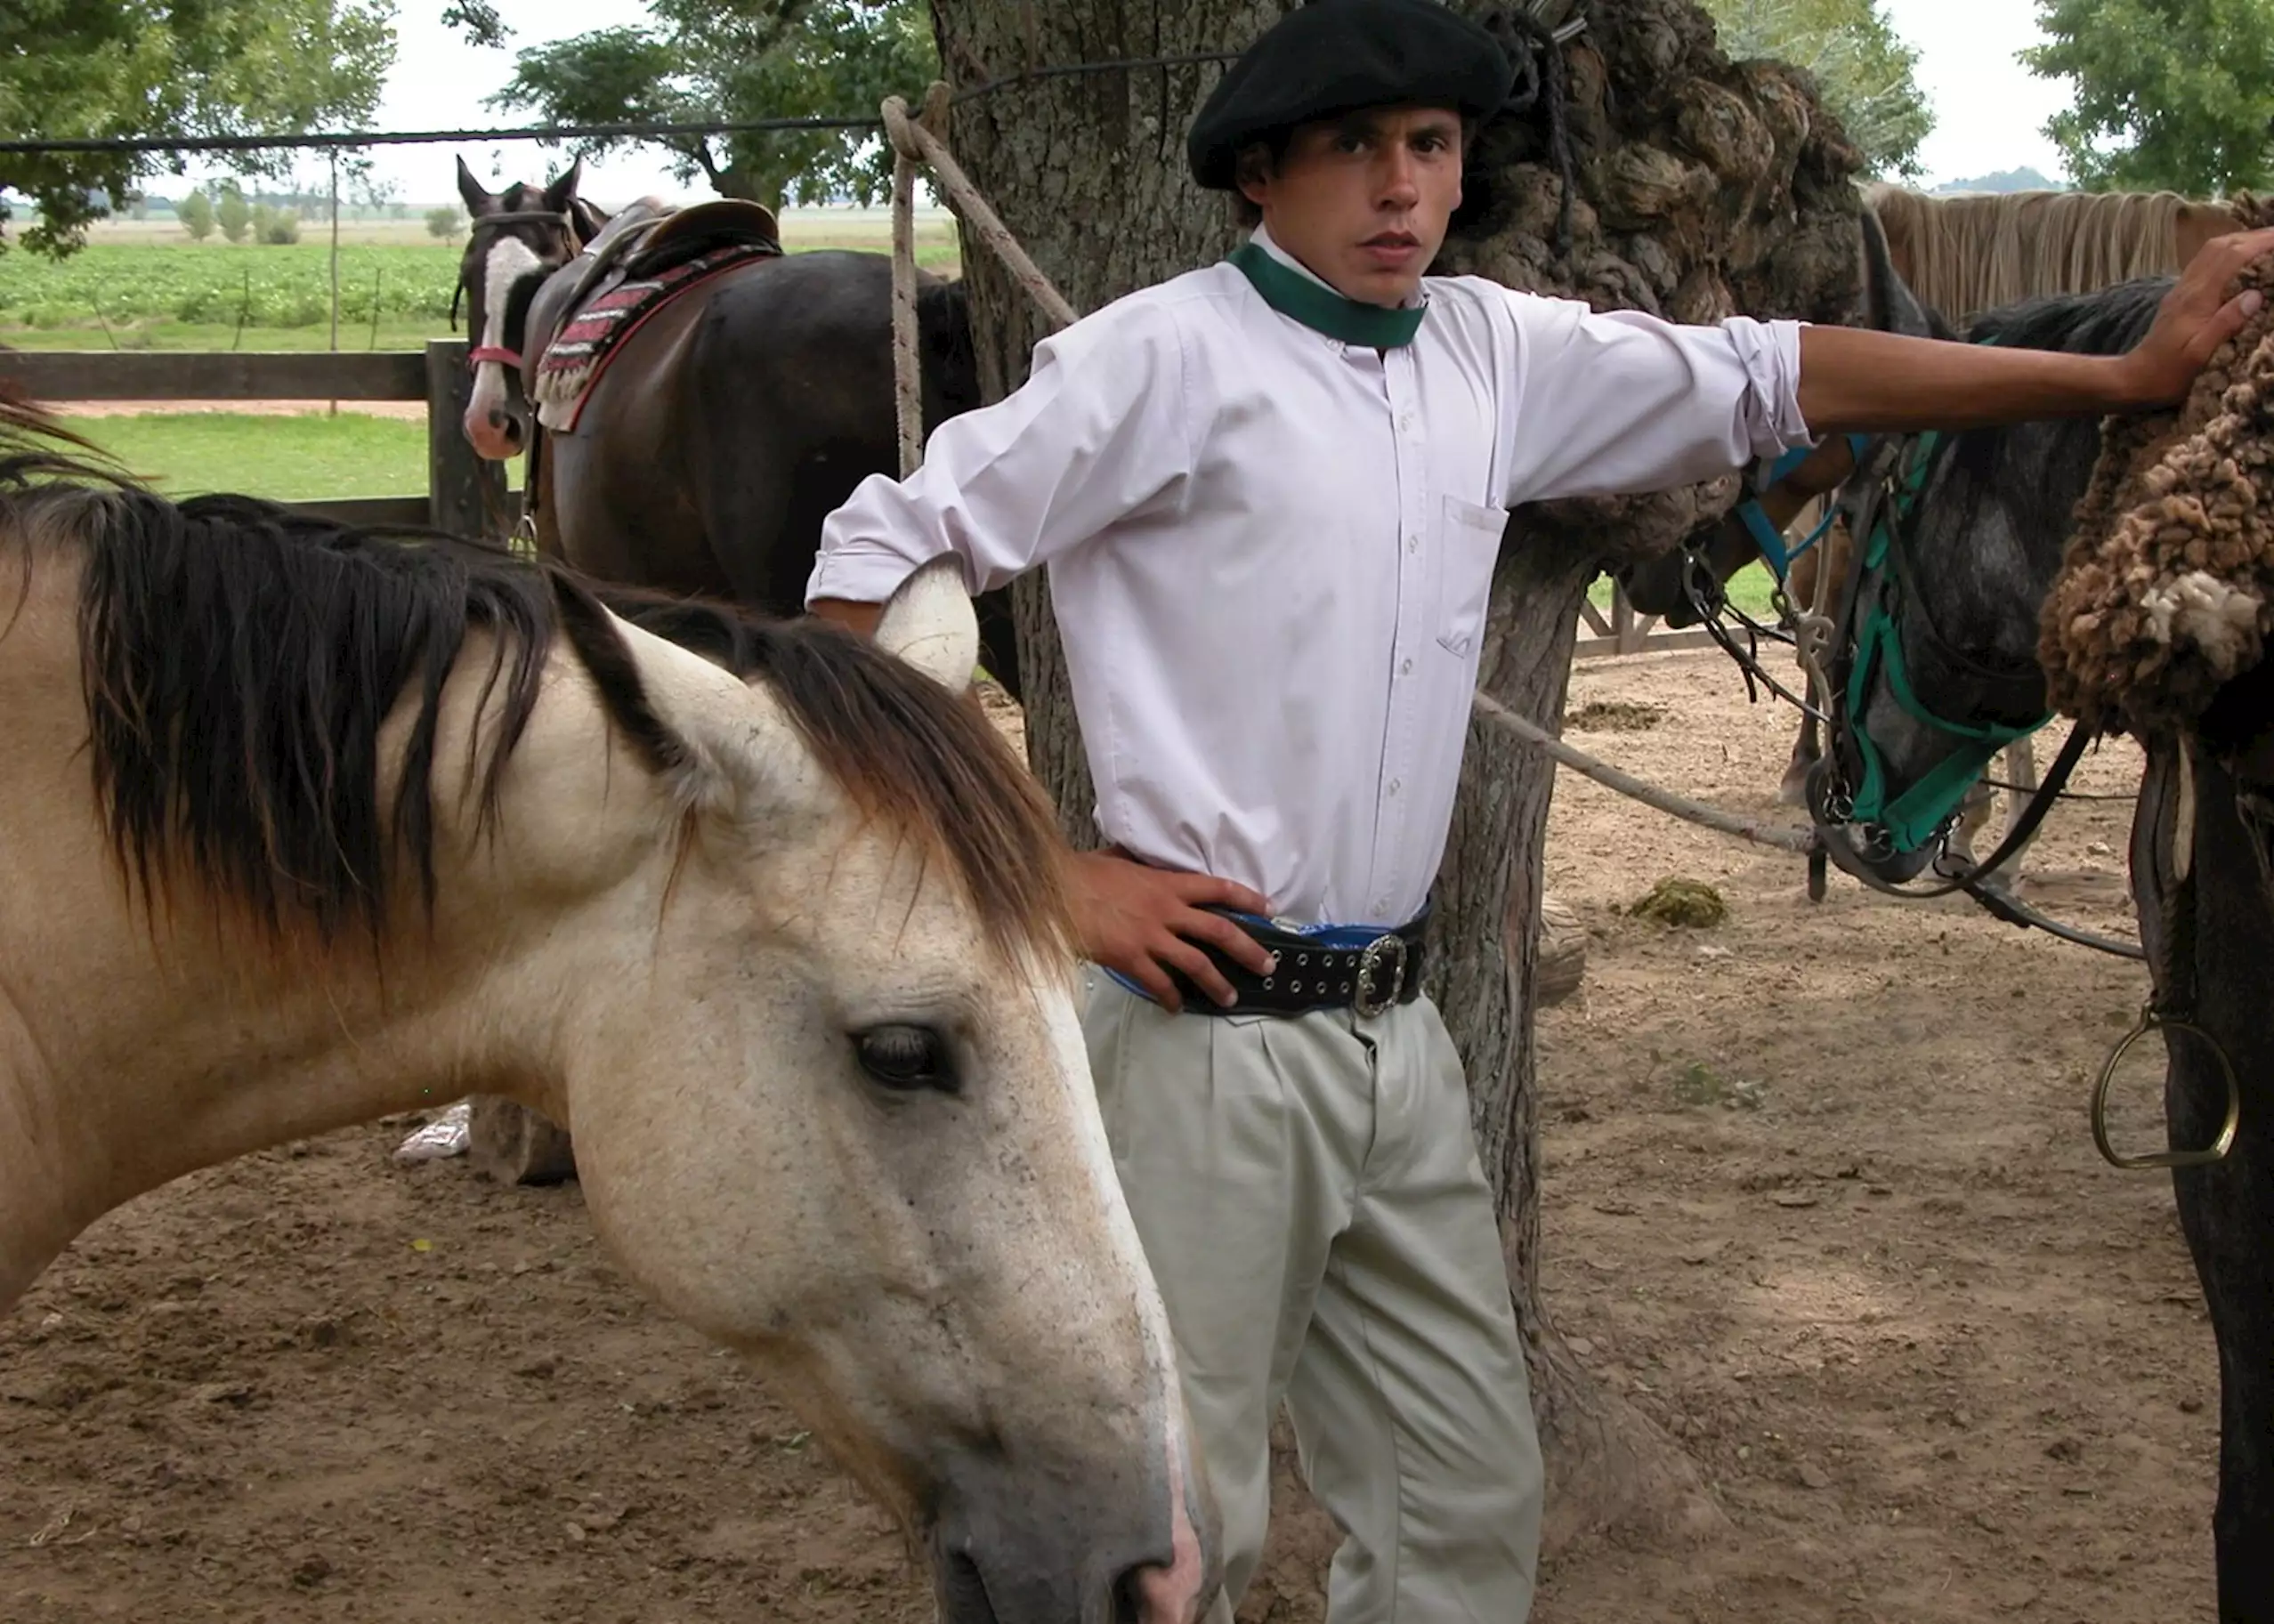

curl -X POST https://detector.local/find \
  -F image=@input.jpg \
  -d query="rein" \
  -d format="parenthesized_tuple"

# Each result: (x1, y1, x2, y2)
(1698, 392, 2145, 959)
(1809, 427, 2145, 958)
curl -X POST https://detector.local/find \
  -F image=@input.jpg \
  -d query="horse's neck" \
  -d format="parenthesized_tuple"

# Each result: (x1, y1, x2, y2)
(0, 586, 660, 1311)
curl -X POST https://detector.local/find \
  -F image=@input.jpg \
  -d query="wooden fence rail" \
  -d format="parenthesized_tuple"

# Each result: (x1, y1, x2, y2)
(0, 341, 515, 540)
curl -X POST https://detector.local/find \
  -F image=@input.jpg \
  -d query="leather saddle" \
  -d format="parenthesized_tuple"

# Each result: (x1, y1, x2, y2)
(522, 196, 783, 392)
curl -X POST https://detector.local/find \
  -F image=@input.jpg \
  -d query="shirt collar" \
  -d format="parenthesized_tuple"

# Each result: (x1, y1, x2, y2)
(1234, 224, 1428, 348)
(1250, 224, 1424, 311)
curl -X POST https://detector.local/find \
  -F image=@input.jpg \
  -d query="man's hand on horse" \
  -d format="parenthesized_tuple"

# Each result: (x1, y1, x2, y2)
(1801, 225, 2274, 437)
(2120, 227, 2274, 407)
(1068, 852, 1276, 1014)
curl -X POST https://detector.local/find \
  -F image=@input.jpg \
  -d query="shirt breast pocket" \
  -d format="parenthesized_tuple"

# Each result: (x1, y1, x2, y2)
(1434, 494, 1509, 658)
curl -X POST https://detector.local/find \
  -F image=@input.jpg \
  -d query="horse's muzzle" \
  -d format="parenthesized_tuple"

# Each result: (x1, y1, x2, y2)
(1805, 755, 1938, 885)
(927, 1447, 1217, 1624)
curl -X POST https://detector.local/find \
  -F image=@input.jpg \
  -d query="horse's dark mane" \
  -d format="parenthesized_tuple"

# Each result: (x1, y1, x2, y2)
(0, 391, 1071, 964)
(1907, 277, 2181, 579)
(1964, 275, 2173, 357)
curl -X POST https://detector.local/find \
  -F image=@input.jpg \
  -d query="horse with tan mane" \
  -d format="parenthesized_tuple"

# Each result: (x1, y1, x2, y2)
(0, 393, 1216, 1623)
(1865, 181, 2245, 324)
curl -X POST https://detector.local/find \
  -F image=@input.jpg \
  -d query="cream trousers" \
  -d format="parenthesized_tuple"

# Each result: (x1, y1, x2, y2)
(1084, 973, 1542, 1623)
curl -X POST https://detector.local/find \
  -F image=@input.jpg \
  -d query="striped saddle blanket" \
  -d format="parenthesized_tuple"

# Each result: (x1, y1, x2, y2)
(531, 237, 780, 432)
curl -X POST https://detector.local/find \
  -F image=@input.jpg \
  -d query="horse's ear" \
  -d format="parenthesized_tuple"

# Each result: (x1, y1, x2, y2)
(457, 155, 497, 216)
(543, 158, 584, 215)
(570, 198, 610, 245)
(872, 556, 980, 691)
(1858, 203, 1942, 341)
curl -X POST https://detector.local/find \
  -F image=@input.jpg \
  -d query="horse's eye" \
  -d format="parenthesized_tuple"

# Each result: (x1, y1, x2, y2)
(854, 1025, 956, 1095)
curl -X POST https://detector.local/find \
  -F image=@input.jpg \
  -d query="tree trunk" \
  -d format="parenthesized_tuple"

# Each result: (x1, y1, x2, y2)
(927, 0, 1863, 1558)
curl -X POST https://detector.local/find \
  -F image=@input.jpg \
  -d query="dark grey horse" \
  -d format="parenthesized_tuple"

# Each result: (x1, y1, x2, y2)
(449, 158, 1024, 698)
(1636, 247, 2273, 1618)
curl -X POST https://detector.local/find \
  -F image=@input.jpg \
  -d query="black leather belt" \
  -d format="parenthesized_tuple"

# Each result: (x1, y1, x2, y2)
(1164, 908, 1428, 1019)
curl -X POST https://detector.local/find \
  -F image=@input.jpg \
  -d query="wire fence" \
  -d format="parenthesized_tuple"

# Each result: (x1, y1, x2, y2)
(0, 50, 1248, 161)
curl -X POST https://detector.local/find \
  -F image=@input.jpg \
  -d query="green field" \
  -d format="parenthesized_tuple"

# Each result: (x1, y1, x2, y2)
(69, 413, 436, 502)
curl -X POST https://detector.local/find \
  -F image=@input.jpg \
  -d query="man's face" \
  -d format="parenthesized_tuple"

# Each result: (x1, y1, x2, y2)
(1238, 105, 1465, 308)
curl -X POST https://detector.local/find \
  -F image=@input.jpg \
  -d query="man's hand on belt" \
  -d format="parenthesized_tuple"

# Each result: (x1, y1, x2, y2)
(1068, 852, 1278, 1014)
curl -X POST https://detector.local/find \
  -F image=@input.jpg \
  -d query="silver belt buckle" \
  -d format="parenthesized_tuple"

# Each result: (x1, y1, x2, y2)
(1352, 933, 1409, 1019)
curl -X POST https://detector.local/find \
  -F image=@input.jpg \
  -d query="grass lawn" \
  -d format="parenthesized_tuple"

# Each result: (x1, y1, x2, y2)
(72, 413, 436, 502)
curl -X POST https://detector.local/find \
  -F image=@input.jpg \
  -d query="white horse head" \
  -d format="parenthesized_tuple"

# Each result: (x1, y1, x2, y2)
(0, 411, 1215, 1622)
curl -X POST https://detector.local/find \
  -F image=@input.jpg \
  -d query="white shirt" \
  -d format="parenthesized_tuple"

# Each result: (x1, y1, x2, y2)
(807, 227, 1812, 927)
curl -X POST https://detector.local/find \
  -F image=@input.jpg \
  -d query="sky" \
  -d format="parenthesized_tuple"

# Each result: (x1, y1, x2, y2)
(198, 0, 2078, 208)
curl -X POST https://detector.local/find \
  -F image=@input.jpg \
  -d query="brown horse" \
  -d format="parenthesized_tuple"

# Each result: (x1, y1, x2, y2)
(449, 158, 1024, 697)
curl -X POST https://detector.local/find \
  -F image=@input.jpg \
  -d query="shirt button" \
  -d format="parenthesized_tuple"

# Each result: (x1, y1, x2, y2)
(1406, 536, 1419, 553)
(1388, 779, 1402, 796)
(1400, 658, 1413, 676)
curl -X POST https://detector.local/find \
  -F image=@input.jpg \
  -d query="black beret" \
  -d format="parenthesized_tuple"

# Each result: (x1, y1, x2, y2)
(1187, 0, 1514, 190)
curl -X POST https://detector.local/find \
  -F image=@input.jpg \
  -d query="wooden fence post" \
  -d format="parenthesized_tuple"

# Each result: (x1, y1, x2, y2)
(424, 339, 510, 538)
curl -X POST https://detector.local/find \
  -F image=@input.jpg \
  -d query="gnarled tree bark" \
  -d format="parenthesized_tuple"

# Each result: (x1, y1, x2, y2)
(927, 0, 1865, 1567)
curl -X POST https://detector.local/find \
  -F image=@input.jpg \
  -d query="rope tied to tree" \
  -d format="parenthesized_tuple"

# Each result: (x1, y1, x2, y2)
(882, 84, 1080, 477)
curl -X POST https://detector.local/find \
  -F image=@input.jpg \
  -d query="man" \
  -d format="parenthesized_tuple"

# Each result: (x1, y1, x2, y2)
(807, 4, 2273, 1617)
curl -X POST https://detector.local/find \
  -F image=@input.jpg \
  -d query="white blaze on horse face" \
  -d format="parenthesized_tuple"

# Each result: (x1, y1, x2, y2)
(463, 236, 545, 460)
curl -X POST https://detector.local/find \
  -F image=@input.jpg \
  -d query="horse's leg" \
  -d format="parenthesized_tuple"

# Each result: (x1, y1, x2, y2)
(1944, 777, 1997, 877)
(2137, 743, 2274, 1622)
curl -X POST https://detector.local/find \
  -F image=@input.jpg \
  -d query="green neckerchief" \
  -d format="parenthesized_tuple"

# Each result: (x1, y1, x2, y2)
(1228, 239, 1426, 348)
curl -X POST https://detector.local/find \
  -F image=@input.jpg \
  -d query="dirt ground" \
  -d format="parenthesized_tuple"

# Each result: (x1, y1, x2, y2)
(2, 645, 2220, 1623)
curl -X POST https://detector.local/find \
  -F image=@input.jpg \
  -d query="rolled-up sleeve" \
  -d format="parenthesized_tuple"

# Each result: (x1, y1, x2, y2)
(805, 299, 1202, 608)
(1495, 289, 1815, 507)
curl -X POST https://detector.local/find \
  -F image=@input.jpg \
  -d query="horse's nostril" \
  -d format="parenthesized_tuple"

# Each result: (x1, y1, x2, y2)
(1112, 1569, 1144, 1624)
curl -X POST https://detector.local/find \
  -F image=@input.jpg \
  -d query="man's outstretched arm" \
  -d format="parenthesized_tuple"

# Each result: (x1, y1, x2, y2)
(1797, 227, 2274, 435)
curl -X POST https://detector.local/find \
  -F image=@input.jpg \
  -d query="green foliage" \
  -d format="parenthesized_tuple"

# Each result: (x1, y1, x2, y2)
(252, 203, 302, 244)
(177, 190, 216, 240)
(425, 206, 465, 240)
(2023, 0, 2274, 194)
(486, 0, 935, 211)
(216, 185, 253, 244)
(1702, 0, 1932, 178)
(0, 0, 398, 257)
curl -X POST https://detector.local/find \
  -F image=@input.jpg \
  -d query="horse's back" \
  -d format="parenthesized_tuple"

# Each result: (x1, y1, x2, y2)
(680, 251, 975, 617)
